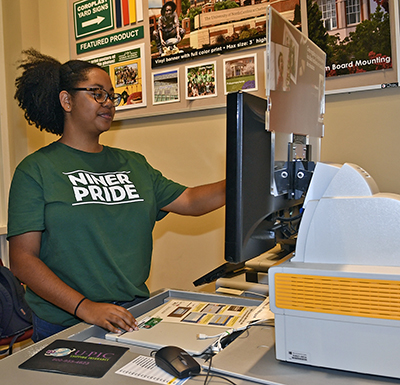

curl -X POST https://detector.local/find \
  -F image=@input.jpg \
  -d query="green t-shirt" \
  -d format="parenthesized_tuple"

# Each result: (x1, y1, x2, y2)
(7, 142, 186, 326)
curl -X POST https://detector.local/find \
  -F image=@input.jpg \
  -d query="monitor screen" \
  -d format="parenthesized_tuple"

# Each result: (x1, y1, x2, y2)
(224, 6, 326, 264)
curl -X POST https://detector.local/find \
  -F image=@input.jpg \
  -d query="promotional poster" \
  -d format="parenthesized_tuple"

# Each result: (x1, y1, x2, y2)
(149, 0, 268, 68)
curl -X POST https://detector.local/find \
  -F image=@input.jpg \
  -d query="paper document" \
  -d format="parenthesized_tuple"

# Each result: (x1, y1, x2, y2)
(116, 355, 189, 385)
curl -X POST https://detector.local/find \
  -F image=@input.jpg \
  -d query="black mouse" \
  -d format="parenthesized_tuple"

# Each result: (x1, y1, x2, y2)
(154, 346, 201, 379)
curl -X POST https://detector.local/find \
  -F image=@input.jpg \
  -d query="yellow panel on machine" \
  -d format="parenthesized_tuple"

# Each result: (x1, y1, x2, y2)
(274, 273, 400, 321)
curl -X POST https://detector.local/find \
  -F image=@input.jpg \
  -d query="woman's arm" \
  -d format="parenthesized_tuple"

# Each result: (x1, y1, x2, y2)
(162, 180, 226, 216)
(9, 231, 138, 333)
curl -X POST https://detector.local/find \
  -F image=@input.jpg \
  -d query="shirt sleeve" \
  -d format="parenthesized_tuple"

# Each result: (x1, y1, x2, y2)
(144, 160, 187, 221)
(7, 164, 46, 239)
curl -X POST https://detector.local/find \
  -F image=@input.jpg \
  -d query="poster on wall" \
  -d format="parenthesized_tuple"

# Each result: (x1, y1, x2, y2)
(304, 0, 399, 93)
(323, 0, 391, 77)
(82, 43, 147, 110)
(152, 68, 180, 104)
(223, 53, 258, 94)
(186, 62, 217, 100)
(149, 0, 277, 68)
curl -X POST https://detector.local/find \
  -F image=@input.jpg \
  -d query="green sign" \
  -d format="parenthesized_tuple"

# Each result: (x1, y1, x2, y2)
(74, 0, 114, 40)
(76, 26, 144, 55)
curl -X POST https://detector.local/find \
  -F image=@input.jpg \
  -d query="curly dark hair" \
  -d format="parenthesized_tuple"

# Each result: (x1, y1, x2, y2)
(14, 48, 105, 136)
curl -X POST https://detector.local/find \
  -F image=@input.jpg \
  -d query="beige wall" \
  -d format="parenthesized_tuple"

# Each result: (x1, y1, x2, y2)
(322, 88, 400, 195)
(2, 0, 400, 292)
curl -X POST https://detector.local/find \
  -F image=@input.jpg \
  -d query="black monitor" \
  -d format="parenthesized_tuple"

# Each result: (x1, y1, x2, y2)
(224, 91, 309, 264)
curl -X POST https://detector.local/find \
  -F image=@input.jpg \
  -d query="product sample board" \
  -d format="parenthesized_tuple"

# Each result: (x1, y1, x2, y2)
(105, 295, 262, 355)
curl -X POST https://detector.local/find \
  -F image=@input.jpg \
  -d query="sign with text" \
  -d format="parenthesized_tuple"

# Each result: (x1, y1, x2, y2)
(199, 3, 266, 28)
(76, 26, 144, 54)
(74, 0, 114, 40)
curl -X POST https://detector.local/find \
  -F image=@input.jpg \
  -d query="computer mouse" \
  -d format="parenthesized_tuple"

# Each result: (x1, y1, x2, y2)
(155, 345, 201, 379)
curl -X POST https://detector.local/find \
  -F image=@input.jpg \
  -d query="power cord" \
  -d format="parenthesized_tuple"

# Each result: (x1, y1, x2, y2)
(197, 318, 269, 353)
(195, 320, 274, 384)
(192, 354, 237, 385)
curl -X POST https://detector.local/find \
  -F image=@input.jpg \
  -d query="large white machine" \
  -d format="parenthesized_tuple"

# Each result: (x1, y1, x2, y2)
(269, 162, 400, 379)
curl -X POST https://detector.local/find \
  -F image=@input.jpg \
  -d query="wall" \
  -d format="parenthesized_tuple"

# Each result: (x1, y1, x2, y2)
(2, 0, 69, 169)
(322, 87, 400, 195)
(2, 0, 400, 294)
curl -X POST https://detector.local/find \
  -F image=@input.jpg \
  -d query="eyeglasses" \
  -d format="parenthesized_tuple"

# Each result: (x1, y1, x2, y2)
(71, 87, 122, 107)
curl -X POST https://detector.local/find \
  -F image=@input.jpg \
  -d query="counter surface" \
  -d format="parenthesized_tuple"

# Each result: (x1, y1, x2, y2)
(1, 289, 400, 385)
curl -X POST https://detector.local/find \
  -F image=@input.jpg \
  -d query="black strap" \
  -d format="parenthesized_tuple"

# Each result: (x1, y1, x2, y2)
(0, 330, 25, 356)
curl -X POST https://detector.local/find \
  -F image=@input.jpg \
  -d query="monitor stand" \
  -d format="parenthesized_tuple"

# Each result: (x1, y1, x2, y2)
(192, 261, 246, 287)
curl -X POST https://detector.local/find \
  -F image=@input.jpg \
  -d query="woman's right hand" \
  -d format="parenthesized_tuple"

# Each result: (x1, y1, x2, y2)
(76, 299, 139, 333)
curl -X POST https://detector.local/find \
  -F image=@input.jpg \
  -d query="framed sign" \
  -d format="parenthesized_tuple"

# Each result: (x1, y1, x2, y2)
(82, 43, 147, 110)
(185, 61, 217, 100)
(223, 53, 258, 95)
(152, 68, 180, 105)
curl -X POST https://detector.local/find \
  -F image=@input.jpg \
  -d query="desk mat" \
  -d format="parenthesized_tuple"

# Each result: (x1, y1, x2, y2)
(19, 339, 128, 378)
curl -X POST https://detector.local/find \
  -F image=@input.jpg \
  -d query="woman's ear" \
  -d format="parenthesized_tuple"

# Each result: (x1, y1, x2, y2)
(59, 90, 72, 112)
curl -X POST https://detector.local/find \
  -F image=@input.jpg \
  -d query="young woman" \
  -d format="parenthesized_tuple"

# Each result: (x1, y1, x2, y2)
(8, 49, 225, 342)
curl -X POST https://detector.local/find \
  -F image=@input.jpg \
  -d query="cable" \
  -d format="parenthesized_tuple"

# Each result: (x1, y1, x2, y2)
(276, 212, 303, 222)
(193, 373, 238, 385)
(206, 318, 270, 353)
(197, 328, 237, 340)
(197, 318, 269, 340)
(204, 353, 213, 385)
(196, 321, 275, 384)
(195, 354, 238, 385)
